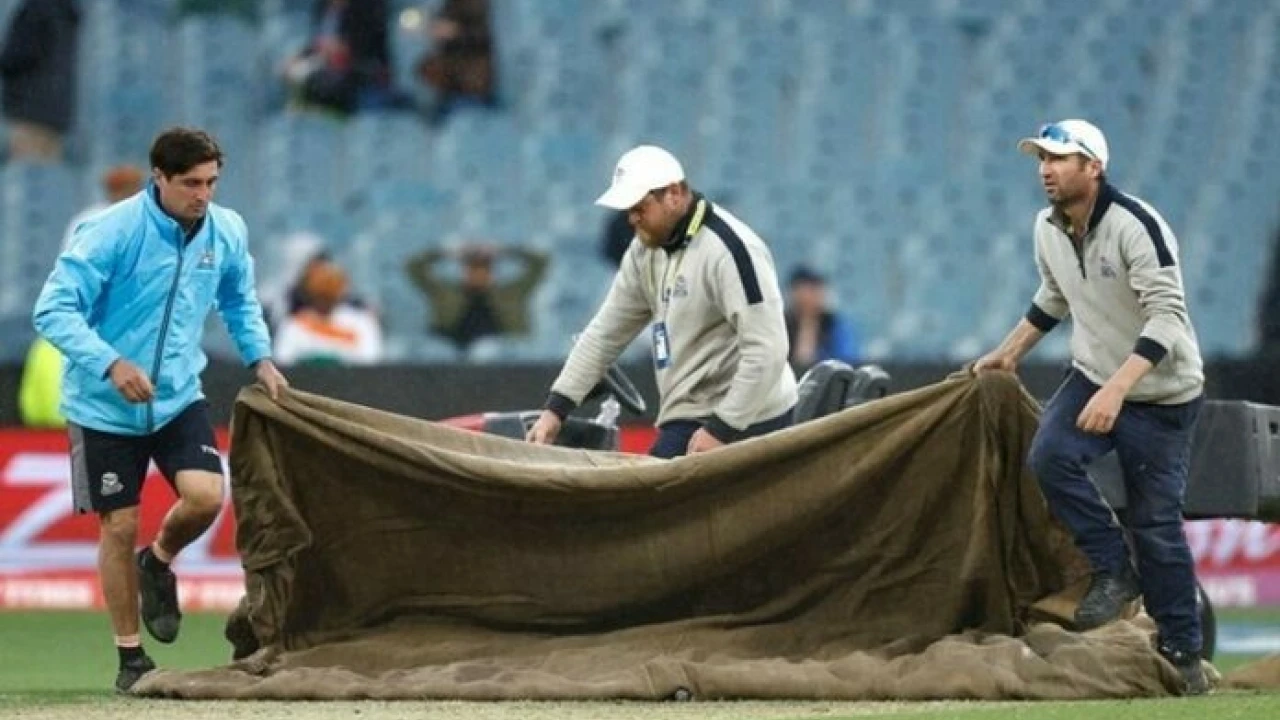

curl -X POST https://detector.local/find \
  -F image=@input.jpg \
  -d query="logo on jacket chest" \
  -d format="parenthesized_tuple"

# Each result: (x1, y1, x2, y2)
(198, 249, 216, 269)
(658, 270, 691, 306)
(671, 274, 689, 299)
(1098, 255, 1118, 279)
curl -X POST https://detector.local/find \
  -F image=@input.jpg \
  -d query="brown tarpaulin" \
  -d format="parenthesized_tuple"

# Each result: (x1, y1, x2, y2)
(134, 372, 1199, 700)
(1224, 655, 1280, 689)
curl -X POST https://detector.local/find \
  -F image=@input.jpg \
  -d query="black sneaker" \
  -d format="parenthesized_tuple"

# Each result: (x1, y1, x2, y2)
(115, 652, 156, 693)
(1159, 644, 1210, 695)
(137, 548, 182, 643)
(1074, 565, 1141, 631)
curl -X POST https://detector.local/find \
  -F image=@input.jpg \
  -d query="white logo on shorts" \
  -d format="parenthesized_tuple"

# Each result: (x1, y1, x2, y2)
(101, 472, 123, 496)
(201, 444, 219, 456)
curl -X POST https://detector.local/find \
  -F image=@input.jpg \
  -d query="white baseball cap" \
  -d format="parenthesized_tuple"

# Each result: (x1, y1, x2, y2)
(594, 145, 686, 210)
(1017, 119, 1110, 169)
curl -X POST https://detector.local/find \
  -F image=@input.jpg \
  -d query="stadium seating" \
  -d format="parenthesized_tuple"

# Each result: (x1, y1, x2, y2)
(0, 163, 81, 321)
(1, 0, 1278, 361)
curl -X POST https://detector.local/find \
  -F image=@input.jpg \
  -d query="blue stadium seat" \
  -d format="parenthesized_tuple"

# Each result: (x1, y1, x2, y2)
(1, 0, 1278, 362)
(256, 114, 345, 228)
(342, 111, 434, 200)
(519, 129, 601, 196)
(0, 163, 81, 318)
(79, 0, 173, 167)
(175, 15, 259, 132)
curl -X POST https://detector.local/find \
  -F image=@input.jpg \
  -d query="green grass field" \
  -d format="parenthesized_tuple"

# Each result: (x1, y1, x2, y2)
(2, 609, 1280, 720)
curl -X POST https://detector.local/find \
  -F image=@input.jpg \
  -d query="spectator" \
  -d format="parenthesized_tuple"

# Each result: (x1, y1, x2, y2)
(1259, 225, 1280, 351)
(18, 337, 64, 428)
(415, 0, 496, 121)
(784, 265, 860, 374)
(0, 0, 80, 162)
(283, 0, 392, 115)
(274, 258, 383, 366)
(61, 164, 145, 251)
(260, 231, 328, 331)
(405, 243, 548, 352)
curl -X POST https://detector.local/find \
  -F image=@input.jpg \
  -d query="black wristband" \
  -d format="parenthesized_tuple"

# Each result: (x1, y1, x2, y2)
(1133, 337, 1169, 365)
(1025, 303, 1060, 333)
(545, 392, 577, 421)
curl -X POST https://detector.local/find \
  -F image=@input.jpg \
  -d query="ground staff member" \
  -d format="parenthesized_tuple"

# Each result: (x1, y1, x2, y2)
(33, 127, 288, 692)
(527, 145, 796, 458)
(973, 119, 1207, 694)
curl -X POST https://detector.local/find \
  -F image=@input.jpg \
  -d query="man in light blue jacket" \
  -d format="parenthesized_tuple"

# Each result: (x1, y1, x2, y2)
(32, 127, 289, 693)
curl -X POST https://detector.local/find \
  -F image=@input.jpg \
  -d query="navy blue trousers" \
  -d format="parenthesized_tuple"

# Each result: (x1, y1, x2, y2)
(1028, 370, 1203, 652)
(649, 408, 794, 459)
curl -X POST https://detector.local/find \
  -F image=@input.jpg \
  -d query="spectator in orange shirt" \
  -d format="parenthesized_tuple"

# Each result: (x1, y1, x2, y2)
(274, 258, 383, 365)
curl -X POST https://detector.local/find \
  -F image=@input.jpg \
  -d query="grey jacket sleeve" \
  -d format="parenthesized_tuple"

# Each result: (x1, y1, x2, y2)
(547, 248, 653, 415)
(1028, 221, 1070, 331)
(705, 245, 790, 437)
(1122, 220, 1190, 364)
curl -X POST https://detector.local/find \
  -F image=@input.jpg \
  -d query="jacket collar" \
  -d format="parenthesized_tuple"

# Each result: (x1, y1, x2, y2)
(145, 182, 207, 242)
(1046, 181, 1116, 237)
(660, 192, 708, 254)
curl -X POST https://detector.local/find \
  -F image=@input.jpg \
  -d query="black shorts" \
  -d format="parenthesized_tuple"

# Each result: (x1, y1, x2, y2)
(68, 401, 224, 514)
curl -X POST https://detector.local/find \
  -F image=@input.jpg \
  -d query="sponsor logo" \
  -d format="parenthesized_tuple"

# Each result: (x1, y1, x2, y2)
(0, 432, 240, 584)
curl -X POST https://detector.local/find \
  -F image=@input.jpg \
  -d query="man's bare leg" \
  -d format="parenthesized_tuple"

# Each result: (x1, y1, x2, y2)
(99, 506, 141, 640)
(137, 470, 225, 644)
(153, 470, 225, 559)
(100, 506, 156, 692)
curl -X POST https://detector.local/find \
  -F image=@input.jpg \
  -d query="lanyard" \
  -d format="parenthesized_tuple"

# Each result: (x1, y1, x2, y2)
(655, 249, 687, 318)
(647, 198, 707, 314)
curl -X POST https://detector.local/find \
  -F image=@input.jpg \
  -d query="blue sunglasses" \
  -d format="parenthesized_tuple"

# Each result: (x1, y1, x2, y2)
(1039, 123, 1100, 161)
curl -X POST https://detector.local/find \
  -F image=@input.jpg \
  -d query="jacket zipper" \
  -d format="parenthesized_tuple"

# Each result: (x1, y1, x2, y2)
(1071, 236, 1087, 279)
(147, 227, 187, 432)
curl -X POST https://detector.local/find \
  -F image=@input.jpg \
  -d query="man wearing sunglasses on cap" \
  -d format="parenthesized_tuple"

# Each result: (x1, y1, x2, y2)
(972, 119, 1208, 694)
